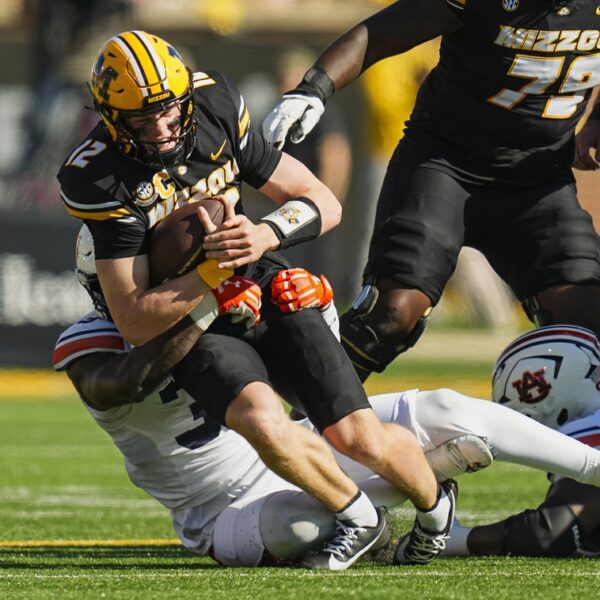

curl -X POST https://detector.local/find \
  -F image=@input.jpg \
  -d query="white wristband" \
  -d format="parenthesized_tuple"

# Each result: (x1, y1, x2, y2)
(189, 293, 219, 331)
(260, 198, 321, 249)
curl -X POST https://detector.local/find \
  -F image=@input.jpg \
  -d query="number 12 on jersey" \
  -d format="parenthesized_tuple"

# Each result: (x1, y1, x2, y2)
(488, 54, 600, 119)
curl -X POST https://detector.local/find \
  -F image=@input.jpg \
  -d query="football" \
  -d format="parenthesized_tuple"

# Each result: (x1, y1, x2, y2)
(148, 198, 225, 286)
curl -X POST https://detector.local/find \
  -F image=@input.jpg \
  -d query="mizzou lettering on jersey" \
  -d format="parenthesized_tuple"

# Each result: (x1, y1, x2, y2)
(495, 27, 600, 52)
(57, 70, 281, 260)
(142, 159, 241, 228)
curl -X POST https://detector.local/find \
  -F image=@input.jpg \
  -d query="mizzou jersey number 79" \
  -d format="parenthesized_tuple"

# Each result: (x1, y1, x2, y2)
(408, 0, 600, 176)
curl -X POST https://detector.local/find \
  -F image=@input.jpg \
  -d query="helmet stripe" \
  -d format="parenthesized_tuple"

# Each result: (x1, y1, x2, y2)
(113, 34, 150, 96)
(132, 30, 168, 91)
(493, 330, 600, 380)
(496, 326, 599, 366)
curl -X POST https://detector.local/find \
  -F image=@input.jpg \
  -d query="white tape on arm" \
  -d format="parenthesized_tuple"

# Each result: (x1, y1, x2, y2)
(188, 293, 219, 331)
(260, 198, 321, 249)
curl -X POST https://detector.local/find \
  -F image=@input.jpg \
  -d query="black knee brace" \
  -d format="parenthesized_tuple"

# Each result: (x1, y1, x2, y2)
(502, 500, 582, 557)
(340, 285, 429, 382)
(522, 295, 552, 327)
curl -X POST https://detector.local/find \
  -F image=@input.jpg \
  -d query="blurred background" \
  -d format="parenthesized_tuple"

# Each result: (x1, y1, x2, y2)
(0, 0, 597, 366)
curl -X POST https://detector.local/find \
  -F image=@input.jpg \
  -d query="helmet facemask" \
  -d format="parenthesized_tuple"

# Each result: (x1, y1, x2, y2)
(114, 89, 196, 170)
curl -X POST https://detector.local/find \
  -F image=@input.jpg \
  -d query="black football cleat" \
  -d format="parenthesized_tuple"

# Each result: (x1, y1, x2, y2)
(394, 479, 457, 565)
(301, 506, 389, 571)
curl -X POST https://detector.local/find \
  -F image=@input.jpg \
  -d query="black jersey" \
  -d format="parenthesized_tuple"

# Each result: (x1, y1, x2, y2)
(407, 0, 600, 182)
(58, 71, 282, 260)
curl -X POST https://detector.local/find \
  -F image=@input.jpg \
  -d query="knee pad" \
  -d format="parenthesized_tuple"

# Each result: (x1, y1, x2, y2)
(340, 285, 430, 381)
(258, 490, 336, 563)
(502, 500, 582, 557)
(425, 434, 496, 481)
(522, 295, 552, 327)
(212, 495, 269, 567)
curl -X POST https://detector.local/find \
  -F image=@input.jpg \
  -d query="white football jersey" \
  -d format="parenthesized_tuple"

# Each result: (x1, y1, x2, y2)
(54, 313, 267, 511)
(560, 409, 600, 450)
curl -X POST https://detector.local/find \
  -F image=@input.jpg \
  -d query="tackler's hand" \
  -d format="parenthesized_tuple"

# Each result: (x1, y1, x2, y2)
(270, 268, 333, 314)
(213, 276, 262, 328)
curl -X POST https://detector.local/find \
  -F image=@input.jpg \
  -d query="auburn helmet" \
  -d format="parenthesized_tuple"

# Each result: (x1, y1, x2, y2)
(492, 325, 600, 429)
(76, 225, 111, 321)
(90, 30, 195, 168)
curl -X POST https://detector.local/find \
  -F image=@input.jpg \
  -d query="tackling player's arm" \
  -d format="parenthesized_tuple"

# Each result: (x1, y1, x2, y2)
(67, 275, 262, 409)
(67, 315, 203, 410)
(461, 478, 600, 557)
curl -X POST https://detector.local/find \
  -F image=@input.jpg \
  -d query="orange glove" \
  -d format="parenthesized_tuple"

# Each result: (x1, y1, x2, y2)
(270, 268, 333, 314)
(213, 276, 262, 328)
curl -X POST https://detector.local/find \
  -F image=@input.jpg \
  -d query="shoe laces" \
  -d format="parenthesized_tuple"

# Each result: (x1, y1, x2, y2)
(322, 522, 366, 560)
(404, 524, 449, 561)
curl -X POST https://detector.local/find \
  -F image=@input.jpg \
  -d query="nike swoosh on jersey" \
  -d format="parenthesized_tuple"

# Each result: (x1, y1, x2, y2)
(596, 6, 600, 15)
(210, 139, 227, 161)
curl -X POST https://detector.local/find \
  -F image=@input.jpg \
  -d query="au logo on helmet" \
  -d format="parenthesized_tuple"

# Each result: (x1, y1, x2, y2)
(512, 368, 552, 404)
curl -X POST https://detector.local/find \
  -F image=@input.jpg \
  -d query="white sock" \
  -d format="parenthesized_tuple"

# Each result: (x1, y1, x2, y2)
(416, 486, 452, 532)
(441, 520, 472, 556)
(336, 491, 378, 527)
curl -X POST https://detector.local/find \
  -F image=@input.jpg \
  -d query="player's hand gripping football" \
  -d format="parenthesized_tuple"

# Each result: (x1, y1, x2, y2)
(573, 115, 600, 171)
(202, 196, 280, 270)
(262, 94, 325, 150)
(213, 276, 262, 328)
(270, 268, 333, 313)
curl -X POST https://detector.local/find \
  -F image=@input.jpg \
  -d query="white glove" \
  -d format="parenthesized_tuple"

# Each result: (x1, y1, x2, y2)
(262, 93, 325, 150)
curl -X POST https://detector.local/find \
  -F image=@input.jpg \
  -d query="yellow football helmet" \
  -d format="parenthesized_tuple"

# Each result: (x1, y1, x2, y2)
(90, 30, 195, 168)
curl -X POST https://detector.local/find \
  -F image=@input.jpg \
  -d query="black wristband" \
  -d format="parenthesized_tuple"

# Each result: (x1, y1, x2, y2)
(292, 67, 335, 105)
(260, 197, 322, 249)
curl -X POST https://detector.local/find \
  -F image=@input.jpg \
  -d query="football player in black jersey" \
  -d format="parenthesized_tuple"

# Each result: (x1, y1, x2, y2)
(263, 0, 600, 386)
(58, 31, 457, 569)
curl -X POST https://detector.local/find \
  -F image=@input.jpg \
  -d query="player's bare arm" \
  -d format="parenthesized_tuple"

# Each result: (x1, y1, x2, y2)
(203, 153, 341, 270)
(317, 0, 461, 90)
(96, 207, 228, 346)
(96, 256, 212, 346)
(66, 316, 203, 410)
(263, 0, 461, 148)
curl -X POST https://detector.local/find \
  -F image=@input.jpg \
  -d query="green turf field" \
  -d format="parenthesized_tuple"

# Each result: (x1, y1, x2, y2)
(1, 362, 599, 599)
